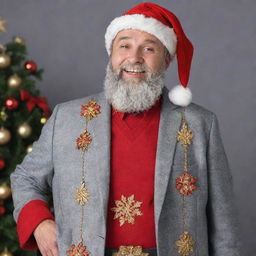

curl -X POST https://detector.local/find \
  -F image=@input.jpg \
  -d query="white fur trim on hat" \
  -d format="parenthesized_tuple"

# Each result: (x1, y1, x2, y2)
(168, 85, 192, 107)
(105, 14, 177, 56)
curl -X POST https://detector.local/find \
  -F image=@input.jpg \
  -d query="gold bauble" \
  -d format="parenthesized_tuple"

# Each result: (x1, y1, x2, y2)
(0, 184, 12, 200)
(0, 127, 11, 145)
(27, 144, 33, 153)
(0, 53, 11, 68)
(0, 250, 13, 256)
(14, 36, 25, 45)
(40, 116, 48, 124)
(17, 123, 32, 138)
(7, 74, 22, 89)
(0, 45, 6, 53)
(0, 248, 13, 256)
(0, 19, 7, 33)
(0, 110, 8, 121)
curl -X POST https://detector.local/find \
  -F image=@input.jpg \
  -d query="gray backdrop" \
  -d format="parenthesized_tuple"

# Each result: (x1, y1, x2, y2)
(1, 0, 255, 255)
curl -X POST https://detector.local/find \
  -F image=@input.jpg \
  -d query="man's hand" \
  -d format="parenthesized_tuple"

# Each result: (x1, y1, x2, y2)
(33, 219, 59, 256)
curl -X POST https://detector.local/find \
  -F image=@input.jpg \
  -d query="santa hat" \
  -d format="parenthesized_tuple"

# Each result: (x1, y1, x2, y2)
(105, 2, 194, 107)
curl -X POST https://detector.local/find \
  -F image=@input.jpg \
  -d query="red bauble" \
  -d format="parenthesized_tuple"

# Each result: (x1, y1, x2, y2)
(0, 206, 5, 216)
(4, 97, 19, 110)
(0, 159, 5, 170)
(24, 60, 37, 71)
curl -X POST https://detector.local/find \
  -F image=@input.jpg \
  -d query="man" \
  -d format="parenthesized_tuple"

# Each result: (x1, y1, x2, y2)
(11, 3, 241, 256)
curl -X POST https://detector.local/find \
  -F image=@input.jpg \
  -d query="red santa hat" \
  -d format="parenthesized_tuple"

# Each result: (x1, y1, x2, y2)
(105, 2, 194, 107)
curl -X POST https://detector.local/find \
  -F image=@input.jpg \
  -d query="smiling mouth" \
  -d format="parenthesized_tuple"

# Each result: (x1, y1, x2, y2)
(123, 69, 146, 76)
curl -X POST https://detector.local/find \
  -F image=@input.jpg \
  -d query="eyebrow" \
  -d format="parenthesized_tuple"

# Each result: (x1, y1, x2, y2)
(117, 37, 157, 45)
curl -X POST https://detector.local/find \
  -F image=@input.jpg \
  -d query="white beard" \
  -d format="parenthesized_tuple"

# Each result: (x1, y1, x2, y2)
(104, 61, 165, 113)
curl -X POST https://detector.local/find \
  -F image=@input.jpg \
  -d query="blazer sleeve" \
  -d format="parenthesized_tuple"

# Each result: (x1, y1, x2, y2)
(10, 104, 59, 249)
(206, 113, 242, 256)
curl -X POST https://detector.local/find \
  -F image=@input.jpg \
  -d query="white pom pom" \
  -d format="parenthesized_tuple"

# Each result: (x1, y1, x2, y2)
(168, 85, 192, 107)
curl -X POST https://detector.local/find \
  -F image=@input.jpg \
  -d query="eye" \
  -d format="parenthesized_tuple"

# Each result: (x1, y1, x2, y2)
(120, 45, 129, 49)
(144, 47, 154, 52)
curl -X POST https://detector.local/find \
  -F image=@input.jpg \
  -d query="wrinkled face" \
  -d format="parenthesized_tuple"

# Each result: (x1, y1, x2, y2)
(110, 29, 170, 83)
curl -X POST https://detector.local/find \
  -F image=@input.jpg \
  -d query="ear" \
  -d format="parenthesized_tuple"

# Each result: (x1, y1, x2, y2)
(165, 54, 172, 70)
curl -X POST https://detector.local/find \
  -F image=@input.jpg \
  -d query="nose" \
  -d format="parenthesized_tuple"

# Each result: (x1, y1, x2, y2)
(127, 48, 144, 64)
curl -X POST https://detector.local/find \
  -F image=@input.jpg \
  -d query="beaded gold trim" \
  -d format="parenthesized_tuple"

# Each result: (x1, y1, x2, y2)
(66, 100, 101, 256)
(175, 109, 197, 256)
(112, 245, 149, 256)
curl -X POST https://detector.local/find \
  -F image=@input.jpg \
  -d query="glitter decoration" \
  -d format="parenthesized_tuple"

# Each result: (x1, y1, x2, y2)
(113, 245, 149, 256)
(177, 121, 193, 147)
(75, 181, 90, 206)
(111, 194, 143, 226)
(66, 242, 90, 256)
(76, 131, 92, 151)
(80, 101, 101, 120)
(176, 231, 195, 256)
(176, 172, 198, 195)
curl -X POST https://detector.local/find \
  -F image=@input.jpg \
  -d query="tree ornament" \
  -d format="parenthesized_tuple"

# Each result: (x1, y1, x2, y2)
(0, 52, 11, 69)
(0, 248, 13, 256)
(24, 60, 37, 72)
(17, 123, 32, 138)
(0, 159, 5, 170)
(26, 144, 33, 153)
(13, 36, 25, 45)
(0, 109, 8, 121)
(40, 116, 48, 124)
(0, 184, 12, 200)
(4, 97, 19, 110)
(0, 19, 7, 32)
(7, 74, 22, 89)
(0, 205, 5, 216)
(20, 90, 51, 116)
(0, 44, 6, 52)
(0, 127, 11, 145)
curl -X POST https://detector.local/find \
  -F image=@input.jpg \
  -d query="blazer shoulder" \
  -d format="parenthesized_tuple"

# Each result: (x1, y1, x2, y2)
(187, 102, 216, 120)
(183, 102, 218, 135)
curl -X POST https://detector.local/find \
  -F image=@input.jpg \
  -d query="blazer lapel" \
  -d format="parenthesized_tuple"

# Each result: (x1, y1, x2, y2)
(154, 87, 181, 237)
(86, 91, 111, 233)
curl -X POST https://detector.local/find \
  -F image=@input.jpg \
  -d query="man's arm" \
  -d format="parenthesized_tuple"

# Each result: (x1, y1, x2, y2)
(10, 104, 59, 250)
(206, 113, 242, 256)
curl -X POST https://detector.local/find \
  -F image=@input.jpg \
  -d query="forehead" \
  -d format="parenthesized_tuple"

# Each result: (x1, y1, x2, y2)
(113, 29, 164, 46)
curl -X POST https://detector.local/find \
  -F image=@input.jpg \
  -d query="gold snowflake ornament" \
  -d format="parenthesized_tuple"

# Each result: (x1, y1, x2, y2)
(76, 130, 92, 151)
(74, 182, 89, 206)
(176, 231, 195, 256)
(80, 101, 101, 120)
(111, 194, 143, 226)
(113, 246, 149, 256)
(177, 121, 193, 147)
(66, 242, 90, 256)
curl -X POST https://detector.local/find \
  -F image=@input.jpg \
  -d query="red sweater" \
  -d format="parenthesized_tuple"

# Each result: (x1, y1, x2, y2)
(16, 97, 162, 250)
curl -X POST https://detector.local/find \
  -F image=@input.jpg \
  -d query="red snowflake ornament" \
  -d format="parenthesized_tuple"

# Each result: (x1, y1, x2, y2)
(176, 172, 198, 195)
(76, 131, 92, 151)
(66, 242, 90, 256)
(80, 101, 101, 120)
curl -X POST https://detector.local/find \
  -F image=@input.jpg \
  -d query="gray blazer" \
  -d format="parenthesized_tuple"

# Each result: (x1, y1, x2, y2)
(11, 86, 241, 256)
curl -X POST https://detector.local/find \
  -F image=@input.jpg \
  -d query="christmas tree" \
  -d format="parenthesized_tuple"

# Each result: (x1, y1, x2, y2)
(0, 19, 51, 256)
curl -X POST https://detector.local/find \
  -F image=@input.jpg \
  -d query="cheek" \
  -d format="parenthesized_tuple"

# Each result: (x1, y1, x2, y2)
(149, 55, 165, 72)
(111, 53, 126, 70)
